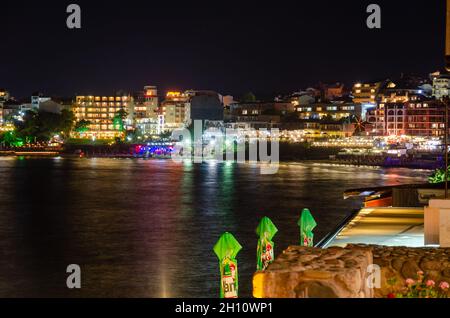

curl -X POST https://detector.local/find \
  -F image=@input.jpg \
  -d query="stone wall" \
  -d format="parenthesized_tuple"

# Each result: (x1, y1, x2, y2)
(354, 244, 450, 298)
(253, 245, 450, 298)
(253, 245, 373, 298)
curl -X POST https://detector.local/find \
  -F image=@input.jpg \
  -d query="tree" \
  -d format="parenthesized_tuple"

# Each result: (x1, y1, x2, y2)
(15, 109, 76, 142)
(60, 109, 75, 138)
(320, 114, 334, 122)
(74, 119, 92, 133)
(241, 92, 256, 103)
(0, 131, 24, 147)
(113, 108, 128, 132)
(429, 168, 450, 184)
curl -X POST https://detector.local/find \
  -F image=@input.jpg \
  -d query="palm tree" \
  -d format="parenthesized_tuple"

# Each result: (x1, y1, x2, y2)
(112, 109, 128, 132)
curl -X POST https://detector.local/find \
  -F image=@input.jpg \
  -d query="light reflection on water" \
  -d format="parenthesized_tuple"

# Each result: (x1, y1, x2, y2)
(0, 158, 430, 297)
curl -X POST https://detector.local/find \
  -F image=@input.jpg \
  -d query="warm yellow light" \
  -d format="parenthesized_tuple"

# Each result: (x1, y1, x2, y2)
(166, 91, 181, 97)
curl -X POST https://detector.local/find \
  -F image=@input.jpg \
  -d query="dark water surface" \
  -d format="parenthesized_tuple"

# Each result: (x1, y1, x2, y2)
(0, 157, 430, 297)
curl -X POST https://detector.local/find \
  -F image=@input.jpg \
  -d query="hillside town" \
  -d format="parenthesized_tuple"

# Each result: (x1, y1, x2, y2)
(0, 73, 449, 139)
(1, 71, 450, 164)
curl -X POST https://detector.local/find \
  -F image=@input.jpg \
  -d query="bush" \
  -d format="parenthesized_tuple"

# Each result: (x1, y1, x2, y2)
(386, 271, 449, 298)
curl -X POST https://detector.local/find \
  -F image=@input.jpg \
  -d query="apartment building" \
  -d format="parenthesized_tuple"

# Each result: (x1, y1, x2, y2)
(352, 82, 383, 105)
(367, 95, 448, 136)
(72, 94, 134, 139)
(134, 86, 160, 134)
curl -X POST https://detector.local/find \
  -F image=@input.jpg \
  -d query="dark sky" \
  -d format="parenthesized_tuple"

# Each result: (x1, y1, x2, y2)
(0, 0, 446, 98)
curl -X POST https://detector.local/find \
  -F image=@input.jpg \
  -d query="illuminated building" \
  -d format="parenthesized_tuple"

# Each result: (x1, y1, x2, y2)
(365, 76, 435, 136)
(367, 95, 449, 136)
(377, 78, 431, 104)
(134, 86, 160, 134)
(320, 82, 345, 101)
(134, 86, 158, 120)
(1, 99, 21, 121)
(158, 90, 224, 130)
(160, 91, 189, 130)
(290, 90, 316, 107)
(219, 95, 235, 107)
(230, 102, 294, 119)
(279, 122, 356, 139)
(432, 73, 450, 100)
(31, 93, 51, 110)
(187, 90, 224, 125)
(72, 94, 134, 139)
(0, 89, 10, 101)
(296, 102, 362, 120)
(352, 81, 383, 105)
(228, 101, 295, 128)
(0, 89, 10, 125)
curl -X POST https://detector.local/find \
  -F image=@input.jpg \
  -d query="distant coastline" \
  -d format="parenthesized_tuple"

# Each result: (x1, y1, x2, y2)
(1, 143, 441, 171)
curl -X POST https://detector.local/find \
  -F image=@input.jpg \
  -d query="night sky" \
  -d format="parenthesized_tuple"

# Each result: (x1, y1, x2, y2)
(0, 0, 446, 98)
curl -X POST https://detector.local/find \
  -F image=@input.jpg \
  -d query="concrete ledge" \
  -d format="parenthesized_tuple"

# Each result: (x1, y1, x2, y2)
(425, 199, 450, 247)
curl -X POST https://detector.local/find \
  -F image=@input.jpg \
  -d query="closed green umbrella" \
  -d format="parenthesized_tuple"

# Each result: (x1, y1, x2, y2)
(256, 216, 278, 271)
(213, 232, 242, 298)
(298, 208, 317, 247)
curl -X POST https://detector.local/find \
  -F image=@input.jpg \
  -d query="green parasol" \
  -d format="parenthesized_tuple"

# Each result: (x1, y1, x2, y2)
(297, 208, 317, 247)
(213, 232, 242, 298)
(256, 216, 278, 270)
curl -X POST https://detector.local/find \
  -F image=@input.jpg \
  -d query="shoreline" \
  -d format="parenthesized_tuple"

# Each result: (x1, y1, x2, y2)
(0, 152, 438, 170)
(2, 142, 442, 170)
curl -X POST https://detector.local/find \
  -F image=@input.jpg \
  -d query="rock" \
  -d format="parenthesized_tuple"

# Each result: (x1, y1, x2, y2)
(324, 259, 344, 267)
(253, 245, 449, 298)
(295, 281, 339, 298)
(401, 260, 421, 279)
(425, 270, 442, 282)
(336, 269, 362, 293)
(303, 270, 334, 279)
(442, 268, 450, 278)
(391, 258, 405, 271)
(420, 260, 443, 271)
